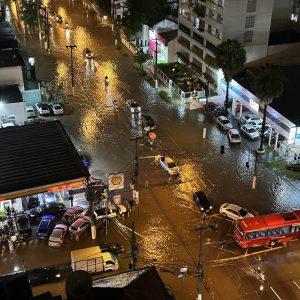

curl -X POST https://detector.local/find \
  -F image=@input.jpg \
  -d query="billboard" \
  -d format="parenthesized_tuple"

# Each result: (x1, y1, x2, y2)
(108, 173, 124, 191)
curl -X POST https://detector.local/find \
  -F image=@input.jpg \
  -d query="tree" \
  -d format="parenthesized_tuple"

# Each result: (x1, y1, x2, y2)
(214, 39, 246, 108)
(20, 0, 38, 28)
(253, 64, 285, 152)
(134, 48, 151, 67)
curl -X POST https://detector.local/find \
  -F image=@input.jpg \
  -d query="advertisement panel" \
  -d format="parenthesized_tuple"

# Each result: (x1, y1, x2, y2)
(108, 173, 124, 191)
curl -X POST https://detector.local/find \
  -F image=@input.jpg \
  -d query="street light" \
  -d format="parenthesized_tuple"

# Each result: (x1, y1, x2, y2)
(66, 45, 77, 95)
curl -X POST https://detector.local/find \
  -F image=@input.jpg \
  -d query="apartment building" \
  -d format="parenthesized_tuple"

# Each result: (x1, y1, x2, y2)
(177, 0, 293, 87)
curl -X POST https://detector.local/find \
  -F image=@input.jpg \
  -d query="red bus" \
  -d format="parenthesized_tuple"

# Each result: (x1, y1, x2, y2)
(234, 210, 300, 248)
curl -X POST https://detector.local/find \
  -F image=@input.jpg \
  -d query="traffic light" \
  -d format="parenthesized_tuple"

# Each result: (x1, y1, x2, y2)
(220, 145, 225, 154)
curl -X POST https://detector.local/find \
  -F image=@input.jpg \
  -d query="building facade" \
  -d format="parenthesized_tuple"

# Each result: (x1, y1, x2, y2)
(177, 0, 294, 87)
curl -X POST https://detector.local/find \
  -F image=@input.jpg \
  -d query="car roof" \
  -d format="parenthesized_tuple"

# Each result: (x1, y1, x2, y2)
(27, 106, 34, 110)
(54, 224, 68, 230)
(224, 203, 243, 212)
(218, 116, 228, 120)
(41, 214, 55, 220)
(242, 123, 254, 129)
(71, 216, 90, 226)
(165, 157, 174, 163)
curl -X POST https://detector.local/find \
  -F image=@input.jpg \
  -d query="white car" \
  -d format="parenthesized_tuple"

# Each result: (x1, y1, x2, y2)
(1, 121, 15, 128)
(249, 120, 271, 131)
(126, 100, 141, 114)
(228, 129, 241, 144)
(155, 155, 179, 175)
(240, 124, 260, 140)
(43, 192, 56, 203)
(93, 204, 127, 221)
(49, 103, 64, 115)
(241, 114, 261, 124)
(219, 203, 254, 221)
(69, 215, 91, 236)
(35, 103, 50, 115)
(26, 106, 36, 118)
(48, 224, 68, 247)
(216, 116, 233, 130)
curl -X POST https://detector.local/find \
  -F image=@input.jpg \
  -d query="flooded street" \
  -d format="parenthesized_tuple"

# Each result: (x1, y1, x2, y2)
(6, 0, 300, 299)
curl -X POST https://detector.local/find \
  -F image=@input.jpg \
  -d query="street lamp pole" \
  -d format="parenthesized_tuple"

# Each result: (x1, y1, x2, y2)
(66, 45, 77, 95)
(36, 0, 42, 40)
(154, 37, 158, 88)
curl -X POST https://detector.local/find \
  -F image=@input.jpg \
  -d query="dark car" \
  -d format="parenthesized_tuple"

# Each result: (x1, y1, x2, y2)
(29, 202, 66, 220)
(193, 191, 213, 213)
(36, 215, 56, 239)
(27, 267, 62, 287)
(99, 242, 124, 255)
(287, 163, 300, 172)
(16, 213, 32, 236)
(26, 195, 40, 210)
(62, 205, 87, 225)
(141, 115, 156, 131)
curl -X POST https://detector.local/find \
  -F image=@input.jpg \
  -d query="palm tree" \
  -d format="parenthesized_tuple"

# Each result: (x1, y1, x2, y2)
(214, 39, 246, 108)
(254, 64, 285, 153)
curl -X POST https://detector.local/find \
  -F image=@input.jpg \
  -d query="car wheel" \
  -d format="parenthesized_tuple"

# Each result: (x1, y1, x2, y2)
(269, 240, 277, 247)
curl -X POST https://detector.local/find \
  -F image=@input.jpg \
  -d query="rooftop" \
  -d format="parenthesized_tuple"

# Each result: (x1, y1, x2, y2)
(0, 50, 25, 68)
(0, 21, 18, 50)
(0, 85, 23, 103)
(0, 121, 90, 199)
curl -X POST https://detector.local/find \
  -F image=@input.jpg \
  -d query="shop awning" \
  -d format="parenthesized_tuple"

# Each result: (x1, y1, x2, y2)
(0, 121, 90, 200)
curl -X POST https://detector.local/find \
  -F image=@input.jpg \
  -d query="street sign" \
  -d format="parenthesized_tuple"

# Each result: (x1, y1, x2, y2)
(148, 132, 156, 140)
(108, 173, 124, 191)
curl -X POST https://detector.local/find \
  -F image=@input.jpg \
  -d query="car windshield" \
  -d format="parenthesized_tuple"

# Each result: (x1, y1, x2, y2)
(70, 225, 77, 231)
(131, 103, 138, 107)
(39, 227, 48, 233)
(167, 162, 176, 168)
(232, 134, 240, 139)
(248, 128, 256, 133)
(54, 105, 61, 109)
(238, 208, 249, 217)
(17, 216, 28, 224)
(223, 120, 230, 124)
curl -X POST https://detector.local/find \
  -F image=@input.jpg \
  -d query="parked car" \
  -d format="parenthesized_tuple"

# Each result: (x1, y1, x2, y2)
(241, 114, 261, 124)
(36, 215, 56, 239)
(16, 213, 32, 236)
(126, 100, 141, 114)
(49, 103, 64, 115)
(193, 191, 213, 213)
(35, 103, 50, 115)
(25, 195, 40, 210)
(48, 224, 68, 247)
(219, 203, 254, 221)
(27, 267, 62, 287)
(69, 216, 91, 236)
(29, 202, 66, 220)
(99, 242, 124, 255)
(26, 106, 36, 118)
(155, 155, 179, 175)
(287, 163, 300, 172)
(1, 121, 15, 128)
(240, 124, 260, 140)
(216, 116, 233, 131)
(141, 115, 156, 131)
(93, 205, 127, 221)
(62, 205, 88, 225)
(228, 129, 241, 144)
(43, 192, 56, 203)
(83, 48, 94, 59)
(208, 105, 228, 118)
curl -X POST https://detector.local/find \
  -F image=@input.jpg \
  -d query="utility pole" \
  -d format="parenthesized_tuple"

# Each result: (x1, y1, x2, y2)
(154, 37, 158, 88)
(129, 221, 138, 270)
(195, 220, 218, 300)
(36, 0, 42, 40)
(85, 178, 97, 240)
(252, 152, 258, 190)
(66, 45, 77, 95)
(129, 136, 143, 188)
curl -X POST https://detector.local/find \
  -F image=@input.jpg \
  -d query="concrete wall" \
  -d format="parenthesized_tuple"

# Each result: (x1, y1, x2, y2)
(0, 66, 24, 89)
(271, 0, 293, 31)
(0, 102, 26, 125)
(168, 38, 178, 63)
(267, 41, 300, 55)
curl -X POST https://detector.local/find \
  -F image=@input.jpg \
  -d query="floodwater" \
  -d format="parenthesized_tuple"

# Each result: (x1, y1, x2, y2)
(7, 0, 300, 298)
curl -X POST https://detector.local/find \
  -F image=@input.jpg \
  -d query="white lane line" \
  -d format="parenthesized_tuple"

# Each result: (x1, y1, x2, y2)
(270, 286, 282, 300)
(293, 280, 300, 290)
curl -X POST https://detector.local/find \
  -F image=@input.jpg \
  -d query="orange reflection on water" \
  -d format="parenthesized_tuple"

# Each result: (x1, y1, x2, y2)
(79, 109, 102, 144)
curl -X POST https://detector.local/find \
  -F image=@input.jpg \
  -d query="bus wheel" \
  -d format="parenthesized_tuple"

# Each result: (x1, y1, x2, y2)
(269, 240, 277, 247)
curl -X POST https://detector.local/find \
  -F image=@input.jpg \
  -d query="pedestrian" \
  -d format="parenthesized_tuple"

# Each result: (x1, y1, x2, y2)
(298, 153, 300, 163)
(294, 153, 297, 163)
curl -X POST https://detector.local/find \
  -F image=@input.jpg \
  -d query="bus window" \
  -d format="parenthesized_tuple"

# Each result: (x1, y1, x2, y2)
(236, 223, 244, 236)
(291, 225, 300, 233)
(257, 230, 267, 237)
(246, 232, 256, 240)
(279, 226, 291, 234)
(268, 228, 280, 236)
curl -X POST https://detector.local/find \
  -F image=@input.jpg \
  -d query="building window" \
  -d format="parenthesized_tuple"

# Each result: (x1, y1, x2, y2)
(244, 31, 253, 42)
(207, 24, 212, 34)
(247, 0, 256, 13)
(245, 15, 255, 28)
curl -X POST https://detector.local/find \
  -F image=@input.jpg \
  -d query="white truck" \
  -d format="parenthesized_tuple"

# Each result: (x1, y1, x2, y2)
(71, 246, 119, 274)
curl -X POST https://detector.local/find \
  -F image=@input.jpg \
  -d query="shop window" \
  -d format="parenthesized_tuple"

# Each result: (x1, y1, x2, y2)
(245, 15, 255, 28)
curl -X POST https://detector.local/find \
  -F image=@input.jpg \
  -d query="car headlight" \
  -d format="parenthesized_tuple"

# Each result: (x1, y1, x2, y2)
(200, 207, 204, 211)
(209, 206, 213, 209)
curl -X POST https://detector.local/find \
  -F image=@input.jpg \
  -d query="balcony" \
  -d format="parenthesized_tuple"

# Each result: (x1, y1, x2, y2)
(178, 37, 191, 50)
(191, 45, 203, 58)
(177, 51, 190, 64)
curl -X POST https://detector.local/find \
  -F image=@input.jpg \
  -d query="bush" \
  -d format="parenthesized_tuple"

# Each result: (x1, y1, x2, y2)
(133, 62, 141, 70)
(159, 90, 172, 102)
(144, 76, 155, 87)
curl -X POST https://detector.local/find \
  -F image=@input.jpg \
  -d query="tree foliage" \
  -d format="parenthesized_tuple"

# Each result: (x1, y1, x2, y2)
(214, 39, 246, 107)
(123, 0, 172, 38)
(134, 48, 151, 67)
(20, 0, 38, 28)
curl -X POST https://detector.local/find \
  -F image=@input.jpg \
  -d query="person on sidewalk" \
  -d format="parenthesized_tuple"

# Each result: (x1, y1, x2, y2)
(298, 153, 300, 163)
(294, 153, 297, 163)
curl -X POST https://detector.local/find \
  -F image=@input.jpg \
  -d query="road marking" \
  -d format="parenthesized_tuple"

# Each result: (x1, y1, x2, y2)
(293, 280, 300, 290)
(270, 286, 282, 300)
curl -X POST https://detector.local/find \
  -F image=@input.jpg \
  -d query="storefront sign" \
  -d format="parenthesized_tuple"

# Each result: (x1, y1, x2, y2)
(108, 173, 124, 191)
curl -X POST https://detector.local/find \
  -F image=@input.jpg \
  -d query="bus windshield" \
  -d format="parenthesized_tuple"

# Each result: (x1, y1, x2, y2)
(236, 222, 244, 236)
